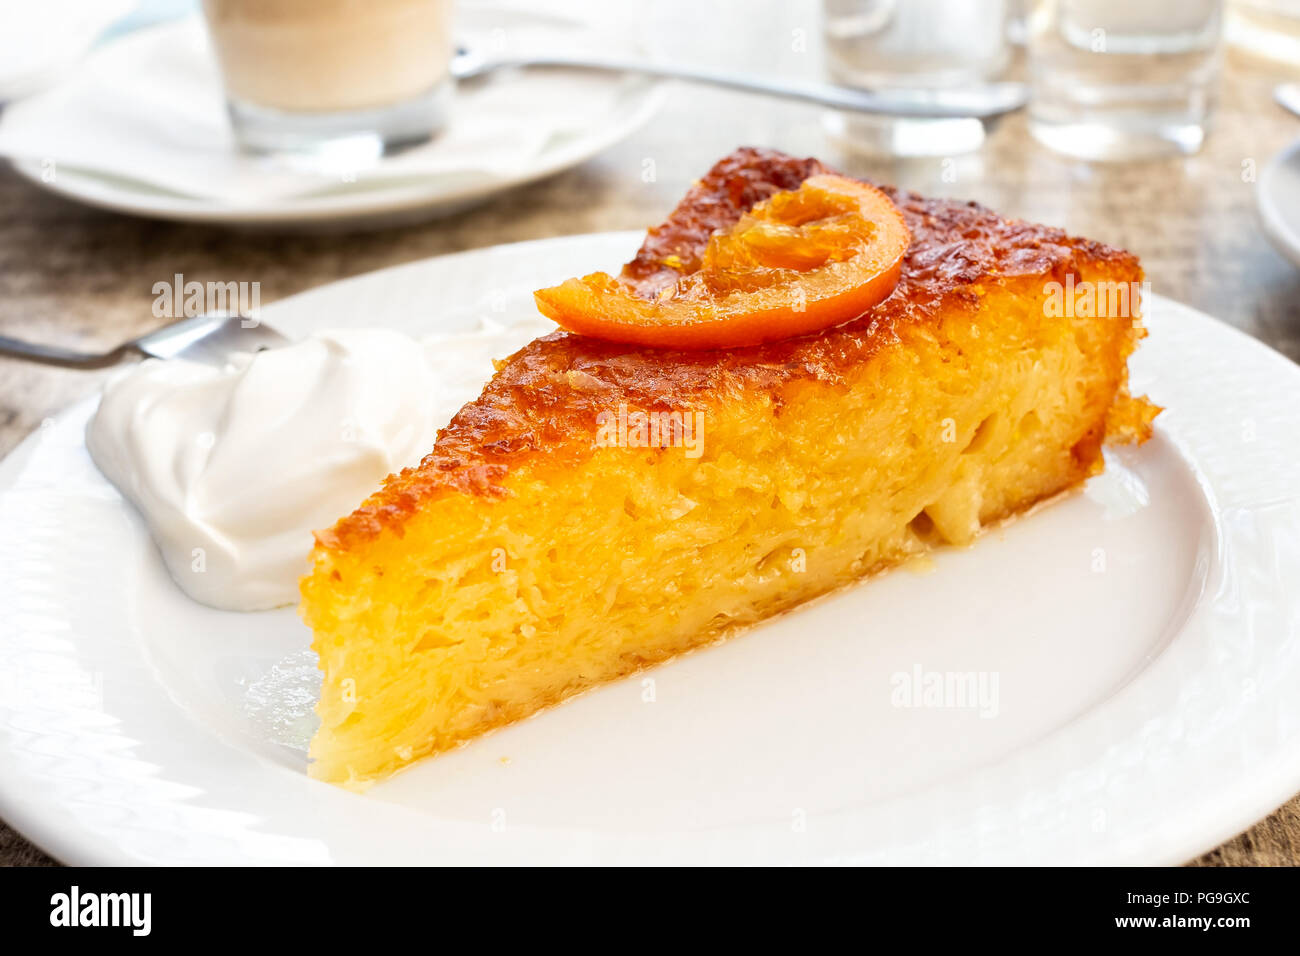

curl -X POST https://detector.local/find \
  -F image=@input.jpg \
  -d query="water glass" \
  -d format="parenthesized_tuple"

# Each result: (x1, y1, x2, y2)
(1226, 0, 1300, 64)
(822, 0, 1012, 157)
(1026, 0, 1225, 161)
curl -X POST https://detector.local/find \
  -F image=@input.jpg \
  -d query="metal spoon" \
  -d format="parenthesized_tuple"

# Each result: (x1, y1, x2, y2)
(1275, 83, 1300, 119)
(451, 47, 1030, 121)
(0, 313, 290, 369)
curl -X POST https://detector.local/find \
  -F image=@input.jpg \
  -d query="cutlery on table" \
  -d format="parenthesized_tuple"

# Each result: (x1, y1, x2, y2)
(452, 47, 1031, 121)
(0, 313, 289, 368)
(1275, 83, 1300, 119)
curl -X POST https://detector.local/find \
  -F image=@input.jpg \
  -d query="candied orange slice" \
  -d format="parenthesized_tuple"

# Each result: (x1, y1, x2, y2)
(534, 175, 910, 350)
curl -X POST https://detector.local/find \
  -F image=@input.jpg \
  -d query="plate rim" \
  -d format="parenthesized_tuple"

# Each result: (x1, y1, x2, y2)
(3, 232, 1300, 865)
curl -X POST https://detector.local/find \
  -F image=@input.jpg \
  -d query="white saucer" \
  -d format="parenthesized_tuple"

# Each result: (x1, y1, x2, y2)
(2, 233, 1300, 865)
(1257, 135, 1300, 269)
(1, 9, 665, 230)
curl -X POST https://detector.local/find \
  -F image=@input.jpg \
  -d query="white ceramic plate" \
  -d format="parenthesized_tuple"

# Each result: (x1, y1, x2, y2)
(2, 232, 1300, 866)
(1257, 136, 1300, 269)
(3, 10, 665, 230)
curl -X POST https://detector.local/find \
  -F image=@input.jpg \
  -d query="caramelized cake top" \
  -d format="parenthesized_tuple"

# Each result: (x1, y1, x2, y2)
(317, 147, 1142, 550)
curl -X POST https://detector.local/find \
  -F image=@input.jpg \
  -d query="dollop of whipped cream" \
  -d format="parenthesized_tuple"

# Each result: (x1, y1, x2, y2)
(87, 320, 553, 611)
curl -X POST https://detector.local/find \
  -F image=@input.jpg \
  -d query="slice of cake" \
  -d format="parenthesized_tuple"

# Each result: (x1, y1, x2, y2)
(301, 147, 1158, 786)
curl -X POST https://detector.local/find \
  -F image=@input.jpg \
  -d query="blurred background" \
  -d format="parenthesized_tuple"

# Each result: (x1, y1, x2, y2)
(1, 0, 1300, 865)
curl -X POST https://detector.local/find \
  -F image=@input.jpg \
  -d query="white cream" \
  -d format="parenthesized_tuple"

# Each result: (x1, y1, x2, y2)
(86, 319, 554, 612)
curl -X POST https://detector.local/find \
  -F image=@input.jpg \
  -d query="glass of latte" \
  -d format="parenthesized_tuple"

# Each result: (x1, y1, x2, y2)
(201, 0, 454, 158)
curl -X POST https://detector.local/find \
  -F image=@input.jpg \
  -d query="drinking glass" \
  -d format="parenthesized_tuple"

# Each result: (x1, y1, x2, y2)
(1026, 0, 1224, 161)
(201, 0, 455, 159)
(822, 0, 1011, 157)
(1226, 0, 1300, 64)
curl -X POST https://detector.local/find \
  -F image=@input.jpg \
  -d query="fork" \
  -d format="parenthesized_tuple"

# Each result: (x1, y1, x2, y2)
(0, 313, 291, 369)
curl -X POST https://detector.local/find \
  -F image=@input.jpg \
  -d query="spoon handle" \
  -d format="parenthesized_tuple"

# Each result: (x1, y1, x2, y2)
(0, 334, 126, 369)
(452, 53, 1028, 120)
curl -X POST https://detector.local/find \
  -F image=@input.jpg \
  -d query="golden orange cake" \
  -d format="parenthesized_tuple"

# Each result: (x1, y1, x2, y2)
(301, 147, 1158, 786)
